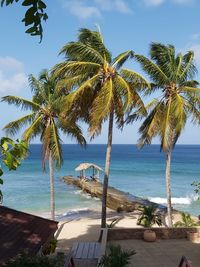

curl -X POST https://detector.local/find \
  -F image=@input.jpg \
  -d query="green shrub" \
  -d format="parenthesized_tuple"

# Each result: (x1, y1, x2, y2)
(6, 254, 64, 267)
(42, 238, 57, 255)
(174, 212, 199, 227)
(137, 205, 162, 227)
(98, 245, 136, 267)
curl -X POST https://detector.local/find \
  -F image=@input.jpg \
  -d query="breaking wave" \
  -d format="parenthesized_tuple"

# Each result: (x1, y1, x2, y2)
(148, 195, 198, 205)
(56, 208, 91, 220)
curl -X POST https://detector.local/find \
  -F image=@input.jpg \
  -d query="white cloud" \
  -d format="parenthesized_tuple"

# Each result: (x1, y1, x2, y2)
(172, 0, 193, 4)
(143, 0, 165, 7)
(62, 0, 131, 19)
(190, 33, 200, 41)
(115, 0, 132, 13)
(0, 57, 27, 95)
(64, 0, 101, 19)
(94, 0, 112, 10)
(0, 57, 24, 72)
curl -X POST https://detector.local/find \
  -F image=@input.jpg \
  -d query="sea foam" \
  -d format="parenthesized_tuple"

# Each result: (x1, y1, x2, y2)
(56, 208, 91, 220)
(148, 195, 197, 205)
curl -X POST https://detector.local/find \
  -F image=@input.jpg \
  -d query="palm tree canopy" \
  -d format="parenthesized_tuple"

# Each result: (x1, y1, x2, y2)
(2, 70, 86, 169)
(53, 28, 150, 137)
(136, 43, 200, 151)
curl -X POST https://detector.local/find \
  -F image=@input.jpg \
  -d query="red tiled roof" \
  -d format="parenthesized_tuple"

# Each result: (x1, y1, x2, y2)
(0, 206, 58, 266)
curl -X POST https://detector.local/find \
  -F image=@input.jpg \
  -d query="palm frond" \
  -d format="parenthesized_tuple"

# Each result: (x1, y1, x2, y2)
(180, 80, 199, 88)
(50, 119, 63, 169)
(22, 114, 43, 142)
(160, 100, 173, 151)
(59, 42, 104, 64)
(3, 113, 36, 136)
(180, 86, 200, 94)
(112, 50, 134, 70)
(52, 61, 100, 78)
(78, 28, 112, 63)
(120, 68, 150, 90)
(89, 78, 113, 137)
(40, 121, 51, 171)
(113, 75, 132, 110)
(70, 74, 99, 102)
(180, 51, 197, 81)
(150, 43, 176, 79)
(138, 102, 162, 147)
(134, 54, 169, 85)
(60, 119, 86, 147)
(1, 96, 40, 111)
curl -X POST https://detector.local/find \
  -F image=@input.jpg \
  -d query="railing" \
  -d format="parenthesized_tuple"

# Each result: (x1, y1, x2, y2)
(63, 251, 75, 267)
(178, 256, 192, 267)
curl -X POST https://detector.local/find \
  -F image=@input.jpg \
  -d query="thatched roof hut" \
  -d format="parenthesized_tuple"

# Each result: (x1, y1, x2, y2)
(75, 163, 103, 180)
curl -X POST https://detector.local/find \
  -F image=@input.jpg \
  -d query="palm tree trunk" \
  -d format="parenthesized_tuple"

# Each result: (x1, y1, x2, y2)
(101, 111, 114, 228)
(165, 150, 173, 227)
(49, 151, 55, 220)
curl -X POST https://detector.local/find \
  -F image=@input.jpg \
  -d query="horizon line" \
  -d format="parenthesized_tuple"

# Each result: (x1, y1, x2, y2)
(29, 143, 200, 145)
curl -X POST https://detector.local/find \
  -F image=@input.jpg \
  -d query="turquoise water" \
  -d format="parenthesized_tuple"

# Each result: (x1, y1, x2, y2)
(2, 144, 200, 218)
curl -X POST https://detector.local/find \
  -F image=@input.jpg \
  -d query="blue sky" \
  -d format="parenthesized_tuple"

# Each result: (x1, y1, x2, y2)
(0, 0, 200, 144)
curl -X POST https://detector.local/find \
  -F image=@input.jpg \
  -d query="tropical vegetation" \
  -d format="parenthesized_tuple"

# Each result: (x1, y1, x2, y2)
(98, 244, 136, 267)
(1, 26, 200, 230)
(174, 212, 199, 227)
(137, 205, 162, 227)
(0, 137, 28, 203)
(6, 253, 64, 267)
(53, 28, 150, 227)
(1, 0, 48, 41)
(1, 70, 86, 220)
(135, 43, 200, 226)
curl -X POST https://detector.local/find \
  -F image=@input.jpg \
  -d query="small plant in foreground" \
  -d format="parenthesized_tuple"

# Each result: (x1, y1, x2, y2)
(42, 238, 57, 255)
(137, 205, 162, 227)
(6, 254, 64, 267)
(174, 212, 199, 227)
(98, 244, 136, 267)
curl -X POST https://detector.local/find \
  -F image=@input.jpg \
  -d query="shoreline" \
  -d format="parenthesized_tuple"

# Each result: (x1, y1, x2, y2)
(55, 209, 199, 253)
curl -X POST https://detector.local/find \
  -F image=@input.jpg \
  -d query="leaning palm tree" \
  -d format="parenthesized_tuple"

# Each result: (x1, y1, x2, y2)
(135, 43, 200, 226)
(53, 28, 150, 227)
(1, 70, 86, 220)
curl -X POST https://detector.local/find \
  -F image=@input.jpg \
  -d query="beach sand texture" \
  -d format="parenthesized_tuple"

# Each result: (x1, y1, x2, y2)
(55, 208, 200, 267)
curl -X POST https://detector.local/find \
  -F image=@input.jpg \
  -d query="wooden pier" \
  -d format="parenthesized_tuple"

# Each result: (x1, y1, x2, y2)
(62, 176, 167, 213)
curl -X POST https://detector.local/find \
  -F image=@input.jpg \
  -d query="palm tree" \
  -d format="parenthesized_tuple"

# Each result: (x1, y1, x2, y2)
(1, 70, 86, 220)
(53, 28, 150, 227)
(135, 43, 200, 226)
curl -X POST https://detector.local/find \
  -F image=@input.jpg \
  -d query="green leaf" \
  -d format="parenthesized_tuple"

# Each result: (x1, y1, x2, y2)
(2, 141, 8, 151)
(0, 178, 3, 184)
(43, 13, 48, 20)
(38, 0, 46, 9)
(0, 169, 3, 177)
(22, 0, 34, 6)
(26, 26, 37, 33)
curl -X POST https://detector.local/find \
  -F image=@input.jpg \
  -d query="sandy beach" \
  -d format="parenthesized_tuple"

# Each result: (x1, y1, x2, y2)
(55, 209, 193, 253)
(55, 209, 141, 252)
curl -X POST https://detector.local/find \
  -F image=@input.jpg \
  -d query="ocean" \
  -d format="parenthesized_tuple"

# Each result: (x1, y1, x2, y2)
(2, 144, 200, 219)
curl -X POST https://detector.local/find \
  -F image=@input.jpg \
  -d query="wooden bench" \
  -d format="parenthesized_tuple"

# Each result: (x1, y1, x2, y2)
(72, 241, 101, 259)
(64, 228, 107, 266)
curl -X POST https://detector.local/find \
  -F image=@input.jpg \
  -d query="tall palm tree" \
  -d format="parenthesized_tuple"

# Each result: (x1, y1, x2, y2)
(135, 43, 200, 226)
(53, 28, 150, 227)
(1, 70, 86, 220)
